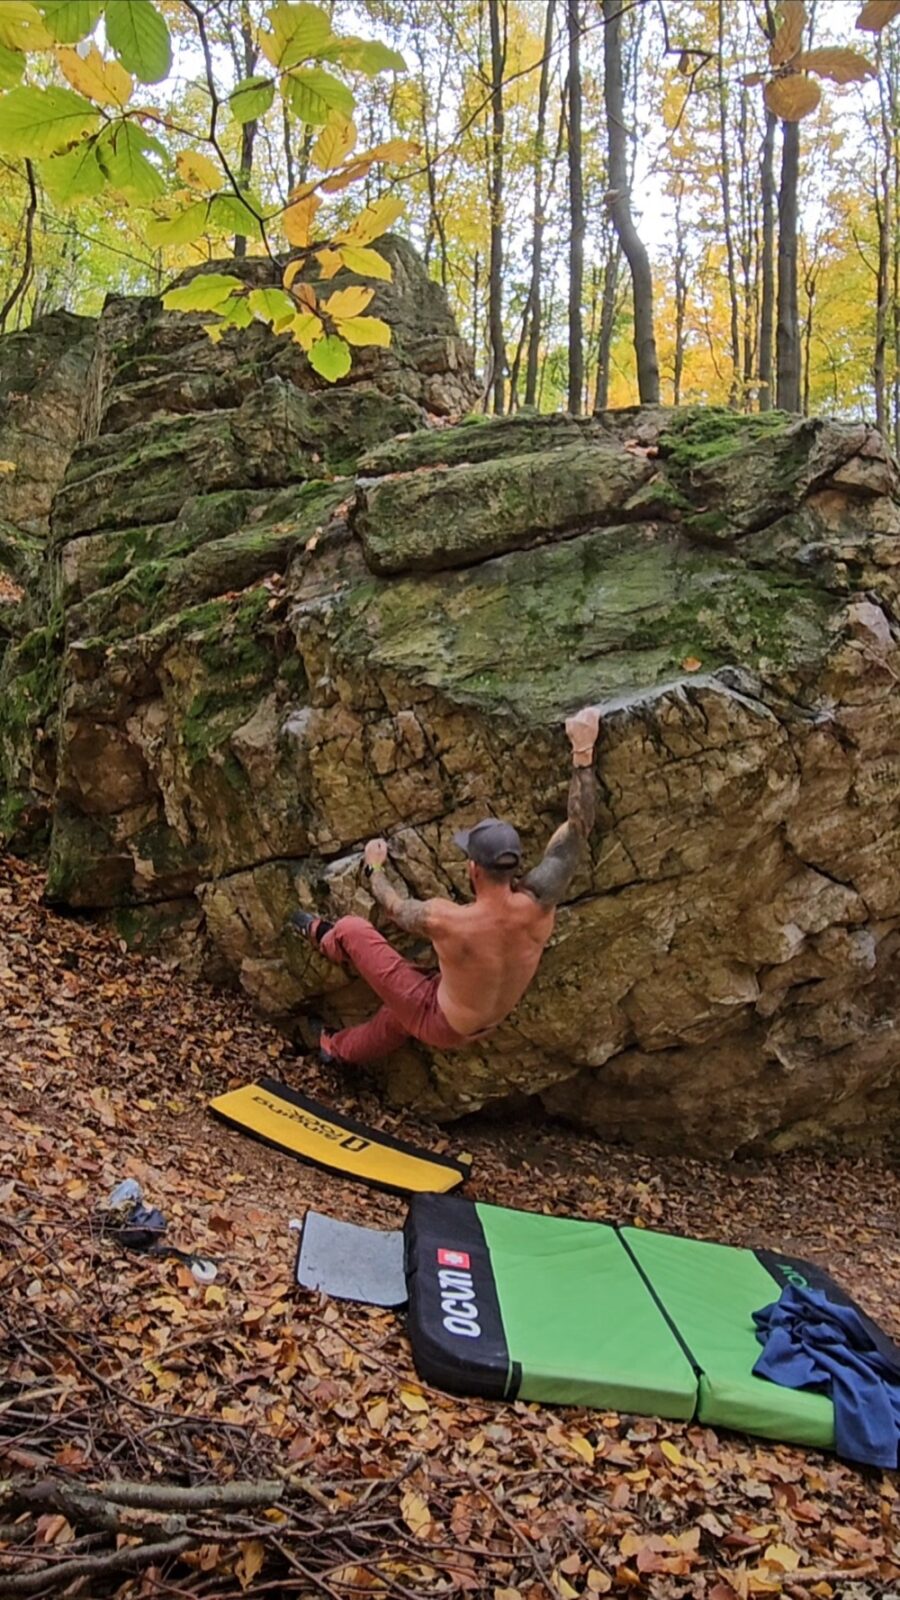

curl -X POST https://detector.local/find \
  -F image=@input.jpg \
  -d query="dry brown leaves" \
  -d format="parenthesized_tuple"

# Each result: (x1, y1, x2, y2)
(0, 856, 898, 1598)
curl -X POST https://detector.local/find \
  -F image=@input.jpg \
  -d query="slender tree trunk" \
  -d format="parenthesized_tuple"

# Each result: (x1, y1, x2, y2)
(876, 59, 892, 436)
(487, 0, 506, 414)
(776, 119, 800, 412)
(737, 61, 755, 403)
(283, 102, 295, 192)
(758, 110, 777, 410)
(566, 0, 585, 413)
(525, 0, 556, 408)
(893, 73, 900, 453)
(233, 2, 258, 257)
(602, 0, 659, 403)
(593, 236, 621, 411)
(413, 19, 451, 291)
(0, 161, 37, 333)
(295, 126, 315, 188)
(716, 0, 740, 407)
(802, 261, 817, 417)
(673, 182, 688, 407)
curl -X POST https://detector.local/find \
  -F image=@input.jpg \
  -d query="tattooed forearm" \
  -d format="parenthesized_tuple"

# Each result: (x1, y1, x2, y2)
(368, 871, 432, 934)
(567, 763, 596, 841)
(519, 763, 597, 908)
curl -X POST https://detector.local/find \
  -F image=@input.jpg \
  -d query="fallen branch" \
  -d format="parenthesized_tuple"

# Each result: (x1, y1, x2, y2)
(0, 1533, 196, 1596)
(85, 1478, 285, 1512)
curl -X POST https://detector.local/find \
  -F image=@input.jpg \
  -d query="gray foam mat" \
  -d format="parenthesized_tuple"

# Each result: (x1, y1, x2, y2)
(294, 1210, 408, 1308)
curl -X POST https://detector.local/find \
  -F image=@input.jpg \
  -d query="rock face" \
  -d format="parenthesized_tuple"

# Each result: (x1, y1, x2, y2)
(3, 245, 900, 1155)
(0, 309, 97, 844)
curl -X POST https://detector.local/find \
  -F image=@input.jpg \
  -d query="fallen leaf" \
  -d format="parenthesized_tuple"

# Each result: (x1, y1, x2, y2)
(398, 1387, 429, 1413)
(566, 1430, 595, 1464)
(762, 1543, 801, 1573)
(236, 1538, 265, 1589)
(400, 1487, 432, 1538)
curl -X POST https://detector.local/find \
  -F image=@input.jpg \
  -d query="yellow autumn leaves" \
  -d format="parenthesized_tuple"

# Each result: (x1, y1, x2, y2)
(742, 0, 878, 121)
(253, 178, 407, 374)
(57, 44, 132, 107)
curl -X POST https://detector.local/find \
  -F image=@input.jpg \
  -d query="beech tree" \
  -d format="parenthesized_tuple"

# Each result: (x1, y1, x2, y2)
(0, 1, 416, 377)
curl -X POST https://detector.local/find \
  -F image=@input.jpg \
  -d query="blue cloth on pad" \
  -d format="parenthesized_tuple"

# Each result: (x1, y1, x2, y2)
(753, 1284, 900, 1468)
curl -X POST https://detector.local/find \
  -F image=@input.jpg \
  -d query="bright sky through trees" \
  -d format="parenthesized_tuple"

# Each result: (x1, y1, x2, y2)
(0, 0, 895, 425)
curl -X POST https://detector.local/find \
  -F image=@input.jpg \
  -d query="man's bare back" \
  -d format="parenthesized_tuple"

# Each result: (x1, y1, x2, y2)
(424, 889, 555, 1036)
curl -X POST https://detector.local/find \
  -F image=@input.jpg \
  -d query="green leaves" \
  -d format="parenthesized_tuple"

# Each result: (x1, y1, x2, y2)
(0, 4, 53, 50)
(37, 1, 103, 41)
(104, 0, 171, 84)
(307, 334, 351, 380)
(0, 84, 98, 157)
(146, 193, 262, 248)
(0, 44, 25, 88)
(162, 273, 245, 313)
(40, 138, 103, 202)
(207, 192, 264, 240)
(284, 66, 354, 125)
(229, 74, 275, 125)
(97, 121, 164, 199)
(145, 201, 208, 247)
(247, 287, 297, 328)
(260, 3, 333, 70)
(337, 245, 393, 281)
(323, 37, 406, 75)
(0, 0, 402, 389)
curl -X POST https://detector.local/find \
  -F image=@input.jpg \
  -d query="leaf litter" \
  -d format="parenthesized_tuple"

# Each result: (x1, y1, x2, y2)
(0, 856, 897, 1597)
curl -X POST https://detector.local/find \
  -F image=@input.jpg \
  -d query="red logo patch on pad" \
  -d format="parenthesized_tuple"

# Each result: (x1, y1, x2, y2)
(437, 1248, 470, 1269)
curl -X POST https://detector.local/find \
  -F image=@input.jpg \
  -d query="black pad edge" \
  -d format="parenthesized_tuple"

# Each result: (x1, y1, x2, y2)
(404, 1196, 510, 1399)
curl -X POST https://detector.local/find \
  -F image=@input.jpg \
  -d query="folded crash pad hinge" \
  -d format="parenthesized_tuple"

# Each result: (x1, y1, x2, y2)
(616, 1226, 704, 1385)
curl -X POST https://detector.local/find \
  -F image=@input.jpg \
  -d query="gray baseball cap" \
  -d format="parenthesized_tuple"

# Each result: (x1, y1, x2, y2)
(453, 818, 523, 869)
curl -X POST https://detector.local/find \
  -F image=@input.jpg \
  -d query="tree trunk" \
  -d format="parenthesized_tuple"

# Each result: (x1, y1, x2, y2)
(283, 101, 295, 193)
(758, 110, 777, 410)
(0, 162, 37, 333)
(893, 59, 900, 454)
(876, 55, 892, 437)
(525, 0, 556, 408)
(716, 0, 740, 407)
(566, 0, 585, 414)
(487, 0, 507, 414)
(673, 181, 688, 407)
(593, 236, 621, 411)
(602, 0, 659, 404)
(736, 47, 756, 403)
(802, 259, 817, 417)
(233, 2, 258, 257)
(776, 118, 800, 412)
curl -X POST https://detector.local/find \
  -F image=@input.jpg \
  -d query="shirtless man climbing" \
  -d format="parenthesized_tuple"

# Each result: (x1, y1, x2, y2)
(289, 705, 601, 1066)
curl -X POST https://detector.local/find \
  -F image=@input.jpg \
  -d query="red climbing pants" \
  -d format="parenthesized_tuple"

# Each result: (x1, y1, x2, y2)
(319, 916, 466, 1065)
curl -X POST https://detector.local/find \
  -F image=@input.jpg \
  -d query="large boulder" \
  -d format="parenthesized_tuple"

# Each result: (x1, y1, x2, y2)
(2, 249, 900, 1156)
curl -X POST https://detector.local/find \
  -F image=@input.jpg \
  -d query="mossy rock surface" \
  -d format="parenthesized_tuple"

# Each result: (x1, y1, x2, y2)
(324, 523, 836, 722)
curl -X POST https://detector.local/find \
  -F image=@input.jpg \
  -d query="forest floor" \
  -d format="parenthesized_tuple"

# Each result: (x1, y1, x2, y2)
(0, 853, 898, 1600)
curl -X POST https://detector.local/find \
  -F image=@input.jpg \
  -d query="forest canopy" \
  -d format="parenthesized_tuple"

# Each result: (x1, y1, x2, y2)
(0, 0, 897, 429)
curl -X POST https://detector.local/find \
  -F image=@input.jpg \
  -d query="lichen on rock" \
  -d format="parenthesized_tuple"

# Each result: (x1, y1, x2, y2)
(2, 249, 900, 1156)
